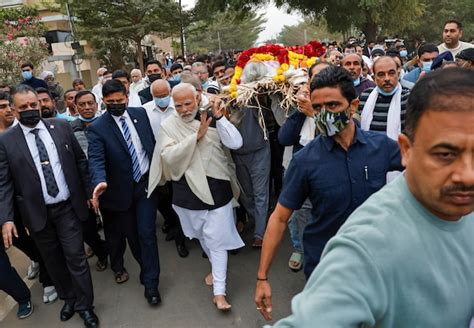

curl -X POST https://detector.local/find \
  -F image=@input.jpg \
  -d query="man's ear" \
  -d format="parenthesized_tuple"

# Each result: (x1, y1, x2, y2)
(398, 133, 412, 168)
(349, 98, 359, 116)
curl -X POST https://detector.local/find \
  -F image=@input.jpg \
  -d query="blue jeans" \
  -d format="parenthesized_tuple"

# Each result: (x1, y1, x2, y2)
(288, 198, 311, 253)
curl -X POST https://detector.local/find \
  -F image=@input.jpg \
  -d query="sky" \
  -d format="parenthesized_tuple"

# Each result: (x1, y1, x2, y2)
(180, 0, 302, 43)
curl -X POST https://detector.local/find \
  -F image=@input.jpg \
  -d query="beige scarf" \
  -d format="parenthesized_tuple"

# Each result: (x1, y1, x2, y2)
(147, 111, 239, 205)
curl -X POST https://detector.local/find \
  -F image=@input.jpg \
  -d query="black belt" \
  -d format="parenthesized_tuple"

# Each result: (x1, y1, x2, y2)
(46, 198, 71, 209)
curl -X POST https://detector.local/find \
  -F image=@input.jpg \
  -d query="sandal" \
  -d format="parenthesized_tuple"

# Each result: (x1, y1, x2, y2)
(288, 252, 303, 272)
(114, 270, 129, 284)
(252, 238, 263, 248)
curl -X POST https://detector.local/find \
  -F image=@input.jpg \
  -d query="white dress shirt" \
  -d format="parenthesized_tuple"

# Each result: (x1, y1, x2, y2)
(128, 91, 142, 107)
(20, 120, 70, 204)
(143, 99, 175, 139)
(112, 111, 150, 175)
(215, 116, 243, 150)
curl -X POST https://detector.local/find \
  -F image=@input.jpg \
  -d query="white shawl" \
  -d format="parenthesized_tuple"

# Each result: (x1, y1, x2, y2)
(361, 83, 403, 182)
(147, 111, 239, 205)
(299, 116, 316, 146)
(361, 83, 402, 141)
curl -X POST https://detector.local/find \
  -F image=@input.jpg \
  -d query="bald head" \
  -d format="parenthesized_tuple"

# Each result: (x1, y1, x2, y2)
(151, 79, 171, 98)
(372, 56, 398, 74)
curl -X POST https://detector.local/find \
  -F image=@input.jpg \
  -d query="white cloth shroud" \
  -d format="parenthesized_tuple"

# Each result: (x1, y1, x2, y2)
(361, 83, 402, 183)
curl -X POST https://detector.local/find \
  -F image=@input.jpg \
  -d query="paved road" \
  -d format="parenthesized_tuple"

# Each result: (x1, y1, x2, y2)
(1, 217, 305, 328)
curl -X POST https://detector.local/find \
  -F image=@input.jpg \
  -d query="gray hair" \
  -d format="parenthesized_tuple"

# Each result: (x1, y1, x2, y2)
(171, 82, 197, 98)
(180, 71, 202, 92)
(191, 61, 206, 69)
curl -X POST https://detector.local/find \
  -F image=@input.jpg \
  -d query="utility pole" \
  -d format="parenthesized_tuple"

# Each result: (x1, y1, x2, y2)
(65, 1, 82, 79)
(217, 31, 222, 53)
(178, 0, 185, 58)
(304, 29, 307, 44)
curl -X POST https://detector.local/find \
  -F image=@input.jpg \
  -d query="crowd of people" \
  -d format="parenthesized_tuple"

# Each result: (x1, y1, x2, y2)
(0, 18, 473, 328)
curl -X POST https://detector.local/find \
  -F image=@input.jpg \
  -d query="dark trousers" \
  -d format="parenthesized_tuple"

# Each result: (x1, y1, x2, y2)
(269, 130, 284, 195)
(101, 176, 160, 290)
(13, 215, 54, 288)
(0, 244, 30, 304)
(82, 209, 107, 261)
(30, 200, 94, 311)
(157, 182, 185, 245)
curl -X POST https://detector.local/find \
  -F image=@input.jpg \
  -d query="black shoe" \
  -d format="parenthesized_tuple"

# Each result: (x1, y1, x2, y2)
(144, 288, 161, 306)
(60, 302, 75, 321)
(176, 242, 189, 258)
(79, 310, 99, 328)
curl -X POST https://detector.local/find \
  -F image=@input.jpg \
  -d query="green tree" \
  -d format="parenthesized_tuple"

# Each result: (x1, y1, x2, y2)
(56, 0, 184, 71)
(186, 10, 265, 54)
(0, 6, 49, 85)
(403, 0, 474, 43)
(195, 0, 425, 42)
(277, 18, 342, 46)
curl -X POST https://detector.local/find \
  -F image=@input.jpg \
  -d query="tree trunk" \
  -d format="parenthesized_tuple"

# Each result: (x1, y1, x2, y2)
(362, 18, 378, 42)
(135, 37, 144, 73)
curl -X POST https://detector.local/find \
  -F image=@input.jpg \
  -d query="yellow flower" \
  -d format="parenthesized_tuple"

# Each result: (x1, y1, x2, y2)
(230, 91, 238, 98)
(281, 63, 289, 71)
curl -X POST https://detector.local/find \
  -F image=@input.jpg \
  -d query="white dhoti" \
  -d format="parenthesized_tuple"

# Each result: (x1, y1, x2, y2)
(172, 201, 245, 296)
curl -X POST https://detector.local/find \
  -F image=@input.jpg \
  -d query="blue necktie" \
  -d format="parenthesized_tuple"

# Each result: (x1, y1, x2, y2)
(120, 116, 142, 182)
(31, 129, 59, 197)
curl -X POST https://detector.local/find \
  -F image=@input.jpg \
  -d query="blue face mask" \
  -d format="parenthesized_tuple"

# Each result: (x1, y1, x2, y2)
(422, 61, 432, 72)
(154, 95, 171, 109)
(400, 50, 408, 58)
(377, 86, 398, 97)
(353, 78, 361, 87)
(78, 114, 97, 123)
(171, 75, 181, 83)
(22, 71, 33, 80)
(202, 81, 209, 90)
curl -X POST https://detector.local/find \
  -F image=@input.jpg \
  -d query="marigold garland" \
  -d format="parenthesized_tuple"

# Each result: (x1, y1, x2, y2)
(229, 41, 325, 99)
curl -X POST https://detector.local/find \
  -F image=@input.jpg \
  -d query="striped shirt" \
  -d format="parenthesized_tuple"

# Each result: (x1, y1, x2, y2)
(358, 87, 410, 133)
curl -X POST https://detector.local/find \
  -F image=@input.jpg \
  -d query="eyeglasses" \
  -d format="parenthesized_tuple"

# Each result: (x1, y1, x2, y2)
(195, 71, 208, 76)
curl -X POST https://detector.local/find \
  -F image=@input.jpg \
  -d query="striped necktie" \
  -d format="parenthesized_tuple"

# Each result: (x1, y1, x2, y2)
(31, 128, 59, 197)
(119, 116, 142, 182)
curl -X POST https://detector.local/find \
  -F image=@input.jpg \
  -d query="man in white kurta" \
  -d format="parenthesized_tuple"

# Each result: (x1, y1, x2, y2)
(148, 83, 244, 310)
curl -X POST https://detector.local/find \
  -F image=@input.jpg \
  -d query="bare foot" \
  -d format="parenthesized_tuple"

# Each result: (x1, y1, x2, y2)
(205, 273, 213, 286)
(213, 295, 231, 311)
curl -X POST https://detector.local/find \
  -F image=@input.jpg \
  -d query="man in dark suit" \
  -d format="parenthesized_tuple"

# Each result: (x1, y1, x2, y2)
(88, 80, 161, 305)
(138, 60, 164, 104)
(0, 85, 99, 327)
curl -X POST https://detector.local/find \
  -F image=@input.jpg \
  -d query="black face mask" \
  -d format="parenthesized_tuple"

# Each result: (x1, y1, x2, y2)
(19, 110, 41, 127)
(148, 73, 162, 84)
(106, 103, 127, 117)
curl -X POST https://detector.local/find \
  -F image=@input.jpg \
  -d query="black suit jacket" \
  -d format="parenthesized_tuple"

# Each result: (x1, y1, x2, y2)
(0, 119, 90, 233)
(87, 108, 155, 211)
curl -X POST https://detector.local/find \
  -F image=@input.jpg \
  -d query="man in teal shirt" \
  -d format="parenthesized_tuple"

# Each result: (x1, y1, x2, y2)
(262, 68, 474, 326)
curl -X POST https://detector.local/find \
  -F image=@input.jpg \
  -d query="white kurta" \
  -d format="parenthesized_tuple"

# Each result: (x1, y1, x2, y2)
(173, 201, 244, 251)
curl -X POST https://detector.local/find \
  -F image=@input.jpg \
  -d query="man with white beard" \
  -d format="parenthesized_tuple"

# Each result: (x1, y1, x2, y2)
(148, 83, 244, 311)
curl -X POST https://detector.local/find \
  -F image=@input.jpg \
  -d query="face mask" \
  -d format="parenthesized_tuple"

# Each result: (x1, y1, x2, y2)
(19, 109, 41, 127)
(78, 114, 97, 123)
(422, 61, 432, 72)
(315, 108, 351, 137)
(170, 74, 181, 83)
(154, 95, 171, 109)
(148, 74, 162, 84)
(22, 71, 33, 80)
(377, 86, 398, 97)
(202, 80, 209, 90)
(353, 78, 361, 87)
(400, 50, 408, 57)
(106, 103, 127, 117)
